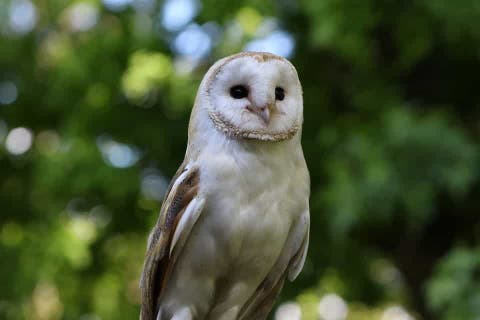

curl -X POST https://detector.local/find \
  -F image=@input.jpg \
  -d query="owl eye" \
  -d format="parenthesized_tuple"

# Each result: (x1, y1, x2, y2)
(275, 87, 285, 101)
(230, 85, 249, 99)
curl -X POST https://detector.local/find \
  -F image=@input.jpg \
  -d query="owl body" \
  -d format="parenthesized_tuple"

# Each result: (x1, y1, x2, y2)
(159, 132, 309, 319)
(140, 52, 310, 320)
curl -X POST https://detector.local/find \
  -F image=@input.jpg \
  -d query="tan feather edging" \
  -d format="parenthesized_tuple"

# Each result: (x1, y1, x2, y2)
(208, 111, 299, 142)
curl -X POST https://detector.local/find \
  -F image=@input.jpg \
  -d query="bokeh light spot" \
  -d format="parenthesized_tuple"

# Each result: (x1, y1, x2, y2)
(161, 0, 199, 32)
(275, 302, 302, 320)
(236, 7, 262, 36)
(104, 145, 139, 168)
(31, 282, 63, 320)
(5, 127, 33, 155)
(0, 81, 18, 105)
(141, 168, 168, 201)
(8, 0, 37, 35)
(382, 306, 415, 320)
(173, 24, 211, 60)
(70, 216, 98, 243)
(318, 293, 348, 320)
(97, 135, 141, 168)
(38, 32, 73, 68)
(122, 51, 172, 101)
(66, 2, 99, 32)
(245, 30, 295, 58)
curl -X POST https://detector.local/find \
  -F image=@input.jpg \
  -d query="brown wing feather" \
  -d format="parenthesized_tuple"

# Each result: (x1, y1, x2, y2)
(238, 273, 286, 320)
(238, 229, 308, 320)
(140, 164, 200, 320)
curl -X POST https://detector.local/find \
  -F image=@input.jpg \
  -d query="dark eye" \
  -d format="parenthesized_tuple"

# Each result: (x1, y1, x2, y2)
(230, 85, 248, 99)
(275, 87, 285, 101)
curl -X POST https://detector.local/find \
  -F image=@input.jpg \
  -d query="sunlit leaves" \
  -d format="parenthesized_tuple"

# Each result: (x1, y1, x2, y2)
(236, 7, 263, 36)
(26, 282, 63, 320)
(121, 50, 173, 102)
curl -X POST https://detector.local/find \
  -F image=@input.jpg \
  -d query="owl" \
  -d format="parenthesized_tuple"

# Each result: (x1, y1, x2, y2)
(140, 52, 310, 320)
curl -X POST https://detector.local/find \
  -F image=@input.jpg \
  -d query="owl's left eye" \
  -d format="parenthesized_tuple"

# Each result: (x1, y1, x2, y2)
(230, 85, 249, 99)
(275, 87, 285, 101)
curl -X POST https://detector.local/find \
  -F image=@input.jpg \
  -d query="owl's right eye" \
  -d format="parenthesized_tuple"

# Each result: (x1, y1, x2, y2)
(230, 85, 249, 99)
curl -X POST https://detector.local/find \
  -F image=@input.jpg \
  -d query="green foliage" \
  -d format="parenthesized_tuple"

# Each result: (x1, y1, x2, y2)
(1, 0, 479, 319)
(427, 247, 480, 320)
(321, 108, 476, 236)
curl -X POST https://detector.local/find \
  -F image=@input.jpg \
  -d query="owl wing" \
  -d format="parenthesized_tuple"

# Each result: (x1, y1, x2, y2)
(238, 208, 310, 320)
(139, 163, 205, 320)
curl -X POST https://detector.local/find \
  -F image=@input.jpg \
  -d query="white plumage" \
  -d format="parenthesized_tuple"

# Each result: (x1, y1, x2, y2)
(140, 52, 310, 320)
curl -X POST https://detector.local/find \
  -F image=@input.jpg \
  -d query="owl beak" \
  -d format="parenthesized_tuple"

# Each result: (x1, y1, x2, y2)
(256, 103, 274, 124)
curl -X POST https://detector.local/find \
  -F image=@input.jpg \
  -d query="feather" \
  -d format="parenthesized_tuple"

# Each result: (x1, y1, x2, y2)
(238, 209, 310, 320)
(139, 164, 203, 320)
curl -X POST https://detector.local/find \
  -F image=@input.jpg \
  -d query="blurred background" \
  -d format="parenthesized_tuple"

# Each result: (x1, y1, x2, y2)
(0, 0, 479, 319)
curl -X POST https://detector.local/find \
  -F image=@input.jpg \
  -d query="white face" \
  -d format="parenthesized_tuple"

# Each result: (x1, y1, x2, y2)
(205, 53, 303, 141)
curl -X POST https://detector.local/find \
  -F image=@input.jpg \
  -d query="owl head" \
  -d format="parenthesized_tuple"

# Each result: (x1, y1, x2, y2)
(191, 52, 303, 142)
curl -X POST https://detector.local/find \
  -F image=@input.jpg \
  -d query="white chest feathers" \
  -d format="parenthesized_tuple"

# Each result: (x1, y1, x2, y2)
(187, 139, 308, 282)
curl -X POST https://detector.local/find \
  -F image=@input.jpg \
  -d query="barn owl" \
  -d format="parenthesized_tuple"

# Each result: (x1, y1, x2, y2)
(140, 52, 310, 320)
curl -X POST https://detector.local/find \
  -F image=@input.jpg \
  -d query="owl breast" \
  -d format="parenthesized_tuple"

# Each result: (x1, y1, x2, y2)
(197, 139, 307, 288)
(159, 136, 309, 319)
